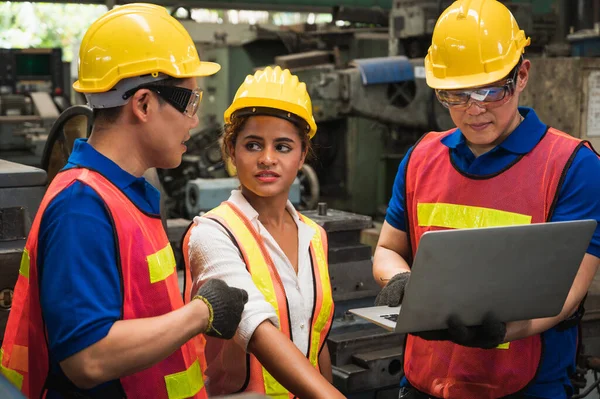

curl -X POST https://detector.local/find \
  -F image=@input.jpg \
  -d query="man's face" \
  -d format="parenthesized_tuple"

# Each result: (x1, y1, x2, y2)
(441, 60, 530, 149)
(142, 77, 200, 169)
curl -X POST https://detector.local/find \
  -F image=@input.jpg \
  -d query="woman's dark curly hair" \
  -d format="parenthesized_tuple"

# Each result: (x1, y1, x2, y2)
(221, 114, 313, 162)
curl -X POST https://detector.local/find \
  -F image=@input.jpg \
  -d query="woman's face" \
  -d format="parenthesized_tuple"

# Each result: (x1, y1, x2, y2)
(230, 115, 305, 200)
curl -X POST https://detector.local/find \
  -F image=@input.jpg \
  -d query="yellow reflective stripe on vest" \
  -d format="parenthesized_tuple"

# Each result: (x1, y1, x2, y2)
(19, 249, 30, 279)
(207, 205, 289, 398)
(301, 217, 333, 367)
(164, 359, 203, 399)
(0, 349, 23, 391)
(147, 244, 176, 284)
(262, 373, 288, 398)
(8, 345, 27, 373)
(417, 203, 532, 229)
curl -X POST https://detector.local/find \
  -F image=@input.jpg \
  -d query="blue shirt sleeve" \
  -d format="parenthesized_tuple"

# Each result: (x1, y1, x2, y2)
(550, 146, 600, 258)
(38, 182, 122, 362)
(385, 146, 414, 231)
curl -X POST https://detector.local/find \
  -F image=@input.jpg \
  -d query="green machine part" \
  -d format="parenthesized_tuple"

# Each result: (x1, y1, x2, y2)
(345, 33, 393, 217)
(508, 0, 555, 14)
(346, 117, 389, 216)
(198, 39, 289, 127)
(292, 32, 392, 217)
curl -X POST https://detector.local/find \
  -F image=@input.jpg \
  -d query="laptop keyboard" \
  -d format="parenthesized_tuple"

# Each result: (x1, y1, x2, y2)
(381, 313, 398, 322)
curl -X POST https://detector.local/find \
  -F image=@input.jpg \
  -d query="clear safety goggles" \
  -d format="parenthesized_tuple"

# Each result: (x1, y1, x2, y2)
(123, 85, 203, 118)
(435, 64, 519, 109)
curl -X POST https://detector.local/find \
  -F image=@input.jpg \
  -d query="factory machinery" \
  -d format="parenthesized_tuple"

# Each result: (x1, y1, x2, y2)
(3, 0, 600, 397)
(0, 48, 71, 168)
(171, 0, 559, 219)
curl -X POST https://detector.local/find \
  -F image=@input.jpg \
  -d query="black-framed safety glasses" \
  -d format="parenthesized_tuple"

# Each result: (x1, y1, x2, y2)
(435, 62, 521, 109)
(122, 84, 203, 118)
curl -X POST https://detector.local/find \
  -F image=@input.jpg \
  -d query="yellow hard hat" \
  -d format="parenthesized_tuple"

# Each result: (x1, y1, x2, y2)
(425, 0, 531, 90)
(73, 3, 220, 93)
(224, 66, 317, 139)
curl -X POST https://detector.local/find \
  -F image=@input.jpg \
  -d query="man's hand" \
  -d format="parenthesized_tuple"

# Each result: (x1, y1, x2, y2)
(194, 279, 248, 339)
(375, 272, 411, 306)
(446, 313, 506, 349)
(413, 313, 506, 349)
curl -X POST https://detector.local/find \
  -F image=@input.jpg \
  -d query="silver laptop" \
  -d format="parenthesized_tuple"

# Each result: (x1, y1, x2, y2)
(350, 220, 597, 334)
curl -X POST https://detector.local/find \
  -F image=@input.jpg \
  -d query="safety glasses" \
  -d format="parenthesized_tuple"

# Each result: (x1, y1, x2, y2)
(435, 64, 520, 110)
(122, 85, 203, 118)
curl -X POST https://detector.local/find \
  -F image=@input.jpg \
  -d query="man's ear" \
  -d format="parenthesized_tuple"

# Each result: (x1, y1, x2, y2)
(515, 59, 531, 94)
(130, 89, 153, 122)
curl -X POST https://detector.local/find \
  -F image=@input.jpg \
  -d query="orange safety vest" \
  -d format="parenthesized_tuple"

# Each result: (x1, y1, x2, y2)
(403, 127, 591, 399)
(182, 201, 334, 398)
(0, 167, 208, 399)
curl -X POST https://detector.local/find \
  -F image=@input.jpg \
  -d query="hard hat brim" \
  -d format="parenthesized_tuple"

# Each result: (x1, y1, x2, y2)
(73, 61, 222, 93)
(425, 68, 510, 90)
(193, 61, 221, 77)
(224, 97, 317, 139)
(424, 55, 520, 90)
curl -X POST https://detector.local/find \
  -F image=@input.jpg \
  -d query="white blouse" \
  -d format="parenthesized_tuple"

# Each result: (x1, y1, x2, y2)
(188, 190, 318, 354)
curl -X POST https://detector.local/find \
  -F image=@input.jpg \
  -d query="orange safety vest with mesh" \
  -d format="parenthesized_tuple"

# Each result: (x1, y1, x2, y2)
(0, 167, 208, 399)
(403, 127, 592, 399)
(181, 201, 334, 398)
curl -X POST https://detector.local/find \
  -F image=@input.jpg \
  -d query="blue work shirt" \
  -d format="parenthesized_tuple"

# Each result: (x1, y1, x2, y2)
(38, 138, 161, 397)
(387, 107, 600, 399)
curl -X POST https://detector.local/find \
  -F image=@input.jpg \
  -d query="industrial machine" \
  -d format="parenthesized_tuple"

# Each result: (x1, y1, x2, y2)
(304, 203, 403, 398)
(520, 57, 600, 150)
(154, 20, 321, 219)
(388, 0, 558, 57)
(388, 0, 454, 58)
(0, 49, 70, 341)
(0, 160, 47, 340)
(160, 0, 552, 220)
(181, 20, 290, 128)
(167, 16, 451, 218)
(0, 48, 70, 167)
(160, 1, 558, 218)
(0, 101, 90, 343)
(287, 53, 454, 217)
(284, 0, 561, 217)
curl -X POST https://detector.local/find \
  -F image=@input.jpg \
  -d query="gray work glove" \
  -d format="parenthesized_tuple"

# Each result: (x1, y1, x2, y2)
(413, 313, 506, 349)
(194, 279, 248, 339)
(375, 272, 411, 306)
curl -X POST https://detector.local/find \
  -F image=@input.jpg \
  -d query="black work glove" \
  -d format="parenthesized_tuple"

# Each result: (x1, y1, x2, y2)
(413, 313, 506, 350)
(194, 279, 248, 339)
(375, 272, 411, 306)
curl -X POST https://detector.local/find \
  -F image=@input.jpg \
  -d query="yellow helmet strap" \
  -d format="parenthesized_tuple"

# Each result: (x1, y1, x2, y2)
(85, 73, 170, 109)
(232, 107, 311, 134)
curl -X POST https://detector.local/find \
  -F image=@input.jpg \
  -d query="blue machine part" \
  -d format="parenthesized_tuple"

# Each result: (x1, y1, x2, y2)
(185, 177, 301, 216)
(351, 56, 415, 85)
(568, 34, 600, 57)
